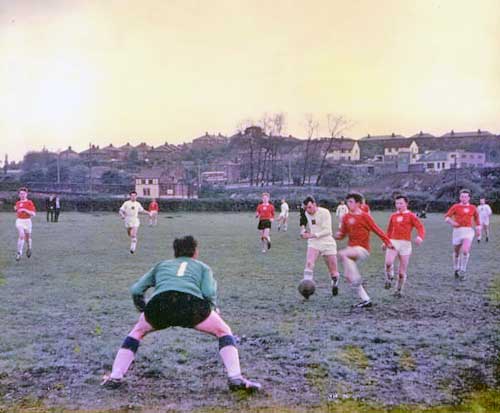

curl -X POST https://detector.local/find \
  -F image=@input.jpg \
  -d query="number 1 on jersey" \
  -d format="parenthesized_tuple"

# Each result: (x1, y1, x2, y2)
(177, 261, 188, 276)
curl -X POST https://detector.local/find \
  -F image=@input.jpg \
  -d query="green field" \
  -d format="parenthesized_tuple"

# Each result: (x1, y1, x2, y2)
(0, 211, 498, 413)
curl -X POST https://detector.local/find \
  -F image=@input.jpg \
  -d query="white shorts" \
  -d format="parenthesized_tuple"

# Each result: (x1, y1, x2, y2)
(16, 218, 32, 233)
(390, 239, 412, 256)
(125, 218, 140, 229)
(452, 227, 474, 245)
(348, 246, 370, 261)
(279, 213, 289, 219)
(308, 236, 337, 256)
(480, 218, 490, 226)
(150, 211, 158, 216)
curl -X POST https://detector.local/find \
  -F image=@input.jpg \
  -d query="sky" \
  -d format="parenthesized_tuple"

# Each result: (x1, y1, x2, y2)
(1, 0, 500, 161)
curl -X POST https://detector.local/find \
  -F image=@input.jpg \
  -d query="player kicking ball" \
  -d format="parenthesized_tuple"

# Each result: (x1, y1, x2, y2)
(119, 191, 151, 254)
(335, 192, 394, 308)
(445, 189, 480, 280)
(14, 187, 37, 261)
(300, 196, 340, 297)
(255, 192, 275, 253)
(383, 195, 425, 296)
(101, 236, 261, 392)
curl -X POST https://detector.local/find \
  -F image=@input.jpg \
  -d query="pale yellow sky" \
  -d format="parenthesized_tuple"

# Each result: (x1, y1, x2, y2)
(1, 0, 499, 161)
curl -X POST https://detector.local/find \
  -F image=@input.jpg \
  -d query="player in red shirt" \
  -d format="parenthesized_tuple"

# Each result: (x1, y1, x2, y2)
(148, 198, 159, 226)
(335, 192, 393, 308)
(384, 195, 425, 296)
(255, 192, 275, 253)
(445, 189, 480, 279)
(360, 197, 371, 215)
(14, 187, 37, 261)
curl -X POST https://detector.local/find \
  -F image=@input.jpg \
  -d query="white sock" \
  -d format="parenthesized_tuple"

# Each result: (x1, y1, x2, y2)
(131, 238, 137, 252)
(111, 348, 135, 379)
(356, 284, 370, 302)
(303, 269, 314, 280)
(453, 253, 460, 271)
(385, 265, 394, 279)
(460, 253, 470, 272)
(219, 346, 241, 378)
(17, 239, 24, 254)
(27, 239, 32, 250)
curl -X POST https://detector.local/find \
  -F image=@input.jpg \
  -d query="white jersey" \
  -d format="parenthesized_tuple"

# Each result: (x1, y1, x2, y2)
(336, 204, 348, 218)
(477, 204, 492, 223)
(120, 200, 144, 227)
(279, 202, 289, 217)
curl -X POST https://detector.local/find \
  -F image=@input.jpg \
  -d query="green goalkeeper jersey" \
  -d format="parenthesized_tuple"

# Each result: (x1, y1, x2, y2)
(130, 257, 217, 308)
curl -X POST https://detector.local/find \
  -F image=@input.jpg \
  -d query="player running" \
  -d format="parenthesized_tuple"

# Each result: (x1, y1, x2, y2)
(119, 191, 150, 254)
(255, 192, 275, 252)
(477, 197, 492, 243)
(335, 192, 394, 308)
(148, 198, 159, 226)
(14, 187, 36, 261)
(301, 196, 340, 296)
(277, 198, 290, 231)
(335, 200, 349, 229)
(101, 235, 261, 392)
(383, 195, 425, 296)
(360, 197, 371, 215)
(445, 189, 480, 279)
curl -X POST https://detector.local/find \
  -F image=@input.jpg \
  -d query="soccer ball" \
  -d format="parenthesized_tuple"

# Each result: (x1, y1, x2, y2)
(298, 279, 316, 299)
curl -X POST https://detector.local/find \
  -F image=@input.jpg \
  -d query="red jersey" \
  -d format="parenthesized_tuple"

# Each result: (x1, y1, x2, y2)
(445, 203, 480, 228)
(256, 203, 275, 220)
(386, 210, 425, 241)
(360, 203, 371, 214)
(149, 201, 159, 212)
(338, 212, 391, 251)
(15, 200, 36, 219)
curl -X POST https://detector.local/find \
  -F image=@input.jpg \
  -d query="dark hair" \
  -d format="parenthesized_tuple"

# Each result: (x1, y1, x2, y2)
(460, 188, 471, 195)
(18, 187, 28, 193)
(346, 192, 363, 204)
(173, 235, 198, 258)
(303, 195, 316, 206)
(129, 190, 137, 195)
(395, 194, 409, 204)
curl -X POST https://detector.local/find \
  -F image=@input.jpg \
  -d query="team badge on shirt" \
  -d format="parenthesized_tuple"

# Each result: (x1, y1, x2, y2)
(397, 216, 403, 222)
(348, 217, 356, 225)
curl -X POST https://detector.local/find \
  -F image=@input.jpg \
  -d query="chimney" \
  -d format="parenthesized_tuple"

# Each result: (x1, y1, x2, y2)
(451, 130, 454, 135)
(478, 129, 481, 134)
(391, 132, 395, 137)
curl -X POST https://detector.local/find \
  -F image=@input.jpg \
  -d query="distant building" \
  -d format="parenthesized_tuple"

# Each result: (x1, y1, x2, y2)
(191, 132, 228, 149)
(324, 139, 360, 162)
(360, 132, 406, 141)
(147, 141, 179, 162)
(383, 140, 419, 163)
(441, 129, 494, 138)
(416, 150, 486, 172)
(59, 146, 80, 161)
(135, 167, 197, 199)
(201, 161, 241, 184)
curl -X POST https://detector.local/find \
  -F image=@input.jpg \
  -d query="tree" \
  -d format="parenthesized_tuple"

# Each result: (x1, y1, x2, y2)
(302, 114, 319, 185)
(316, 114, 354, 185)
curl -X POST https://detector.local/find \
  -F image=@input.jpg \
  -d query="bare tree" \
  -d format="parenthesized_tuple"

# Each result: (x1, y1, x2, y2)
(235, 119, 258, 186)
(302, 114, 319, 185)
(316, 114, 354, 185)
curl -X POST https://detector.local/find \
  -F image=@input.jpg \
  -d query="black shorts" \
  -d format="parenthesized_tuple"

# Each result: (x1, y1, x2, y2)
(144, 291, 211, 330)
(258, 220, 272, 230)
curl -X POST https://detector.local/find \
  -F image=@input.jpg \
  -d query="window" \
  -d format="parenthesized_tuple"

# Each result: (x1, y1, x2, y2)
(442, 162, 445, 168)
(143, 188, 151, 196)
(427, 163, 434, 169)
